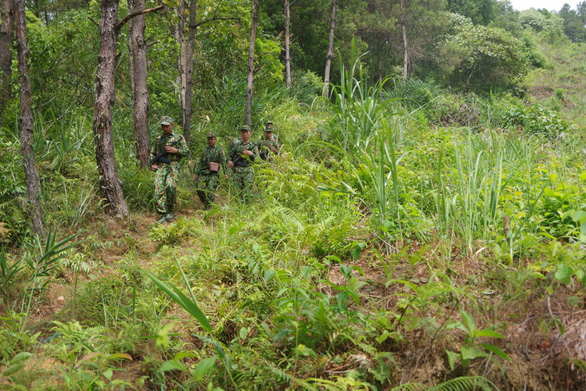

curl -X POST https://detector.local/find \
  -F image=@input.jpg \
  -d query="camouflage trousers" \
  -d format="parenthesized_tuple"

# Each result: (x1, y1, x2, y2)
(154, 163, 180, 214)
(232, 167, 254, 203)
(195, 174, 219, 207)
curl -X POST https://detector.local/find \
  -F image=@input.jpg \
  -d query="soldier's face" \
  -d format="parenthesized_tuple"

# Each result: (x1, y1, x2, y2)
(207, 137, 216, 147)
(264, 131, 273, 140)
(240, 130, 251, 142)
(162, 124, 173, 135)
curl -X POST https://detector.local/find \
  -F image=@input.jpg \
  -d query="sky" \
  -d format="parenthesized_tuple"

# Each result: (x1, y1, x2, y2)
(509, 0, 574, 12)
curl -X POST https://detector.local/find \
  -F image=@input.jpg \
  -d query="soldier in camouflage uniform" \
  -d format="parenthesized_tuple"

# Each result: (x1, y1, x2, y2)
(258, 120, 280, 161)
(228, 125, 259, 203)
(151, 116, 190, 223)
(194, 132, 228, 209)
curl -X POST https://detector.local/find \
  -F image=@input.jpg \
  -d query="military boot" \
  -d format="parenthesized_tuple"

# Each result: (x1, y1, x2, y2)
(165, 211, 174, 221)
(156, 214, 167, 224)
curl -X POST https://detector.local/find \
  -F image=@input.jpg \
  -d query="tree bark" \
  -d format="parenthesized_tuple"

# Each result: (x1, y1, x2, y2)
(323, 0, 336, 97)
(128, 0, 150, 168)
(0, 0, 14, 122)
(284, 0, 291, 88)
(93, 0, 129, 217)
(400, 0, 409, 79)
(178, 0, 197, 144)
(14, 0, 43, 236)
(245, 0, 259, 127)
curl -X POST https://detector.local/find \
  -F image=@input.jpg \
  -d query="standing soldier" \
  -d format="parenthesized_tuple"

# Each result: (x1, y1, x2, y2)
(151, 116, 190, 223)
(258, 120, 280, 161)
(228, 125, 259, 203)
(194, 132, 228, 209)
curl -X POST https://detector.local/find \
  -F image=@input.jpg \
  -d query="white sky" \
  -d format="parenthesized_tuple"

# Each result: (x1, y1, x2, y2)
(508, 0, 576, 12)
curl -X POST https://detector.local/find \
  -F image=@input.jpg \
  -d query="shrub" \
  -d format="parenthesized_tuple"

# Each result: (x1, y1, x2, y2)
(503, 104, 569, 137)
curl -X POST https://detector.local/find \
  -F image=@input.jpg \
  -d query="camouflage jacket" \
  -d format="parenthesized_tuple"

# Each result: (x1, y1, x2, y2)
(228, 139, 259, 167)
(258, 135, 280, 161)
(150, 133, 190, 163)
(195, 145, 228, 175)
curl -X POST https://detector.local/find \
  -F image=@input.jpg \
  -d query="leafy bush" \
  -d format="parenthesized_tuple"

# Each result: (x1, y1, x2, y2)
(503, 104, 569, 137)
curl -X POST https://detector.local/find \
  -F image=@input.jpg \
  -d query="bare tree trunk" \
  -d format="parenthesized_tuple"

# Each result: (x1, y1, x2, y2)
(128, 0, 150, 168)
(284, 0, 291, 88)
(400, 0, 409, 79)
(178, 0, 197, 144)
(0, 0, 14, 123)
(245, 0, 259, 127)
(323, 0, 336, 97)
(14, 0, 43, 236)
(93, 0, 129, 218)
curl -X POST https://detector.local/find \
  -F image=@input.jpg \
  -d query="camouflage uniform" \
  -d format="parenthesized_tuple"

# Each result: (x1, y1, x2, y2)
(151, 128, 189, 216)
(194, 135, 227, 208)
(258, 134, 280, 161)
(259, 121, 280, 161)
(228, 134, 259, 203)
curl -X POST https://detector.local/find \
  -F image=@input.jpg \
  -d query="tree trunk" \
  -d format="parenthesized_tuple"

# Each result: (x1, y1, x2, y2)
(93, 0, 129, 218)
(128, 0, 150, 168)
(178, 0, 197, 144)
(14, 0, 43, 236)
(284, 0, 291, 88)
(0, 0, 14, 123)
(323, 0, 336, 97)
(245, 0, 259, 127)
(400, 0, 409, 79)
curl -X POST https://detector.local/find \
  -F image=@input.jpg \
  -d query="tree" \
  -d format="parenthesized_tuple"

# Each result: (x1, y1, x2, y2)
(284, 0, 291, 88)
(177, 0, 197, 144)
(14, 0, 43, 236)
(245, 0, 259, 126)
(323, 0, 336, 97)
(93, 0, 129, 217)
(0, 0, 14, 122)
(399, 0, 409, 79)
(128, 0, 150, 168)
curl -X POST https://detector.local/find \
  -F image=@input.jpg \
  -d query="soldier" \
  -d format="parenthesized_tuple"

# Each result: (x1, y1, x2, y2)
(150, 116, 190, 223)
(194, 132, 228, 209)
(228, 125, 259, 203)
(258, 120, 280, 161)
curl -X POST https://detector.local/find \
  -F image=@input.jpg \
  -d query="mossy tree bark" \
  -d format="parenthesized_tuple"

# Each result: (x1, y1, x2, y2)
(128, 0, 151, 168)
(14, 0, 43, 236)
(245, 0, 259, 127)
(323, 0, 336, 97)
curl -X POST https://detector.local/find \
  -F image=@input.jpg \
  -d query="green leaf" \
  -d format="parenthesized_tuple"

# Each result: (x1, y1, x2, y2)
(145, 270, 212, 333)
(480, 343, 510, 360)
(476, 329, 505, 339)
(160, 360, 186, 373)
(461, 346, 488, 361)
(11, 352, 32, 363)
(555, 265, 573, 285)
(2, 363, 24, 377)
(445, 350, 459, 371)
(192, 357, 217, 380)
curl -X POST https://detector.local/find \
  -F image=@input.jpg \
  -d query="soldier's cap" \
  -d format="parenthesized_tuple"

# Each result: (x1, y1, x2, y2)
(265, 120, 273, 126)
(160, 116, 173, 125)
(240, 125, 251, 132)
(265, 121, 274, 131)
(206, 131, 216, 138)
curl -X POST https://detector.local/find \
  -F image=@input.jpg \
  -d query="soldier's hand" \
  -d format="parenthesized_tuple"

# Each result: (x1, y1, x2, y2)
(224, 174, 229, 180)
(194, 175, 199, 182)
(151, 164, 158, 171)
(165, 146, 178, 154)
(228, 161, 234, 169)
(270, 147, 277, 153)
(243, 150, 253, 156)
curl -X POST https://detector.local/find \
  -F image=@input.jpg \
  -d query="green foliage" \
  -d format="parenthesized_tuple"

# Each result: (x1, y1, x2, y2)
(503, 104, 569, 137)
(438, 18, 530, 92)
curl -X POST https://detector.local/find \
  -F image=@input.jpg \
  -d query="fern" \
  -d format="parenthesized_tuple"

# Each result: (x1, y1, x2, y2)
(391, 376, 498, 391)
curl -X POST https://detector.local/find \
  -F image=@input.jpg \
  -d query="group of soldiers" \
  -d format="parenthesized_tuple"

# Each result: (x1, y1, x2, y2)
(150, 116, 280, 224)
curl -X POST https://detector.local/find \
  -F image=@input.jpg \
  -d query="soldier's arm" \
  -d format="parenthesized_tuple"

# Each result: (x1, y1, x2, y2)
(219, 148, 228, 174)
(175, 136, 190, 157)
(195, 151, 207, 174)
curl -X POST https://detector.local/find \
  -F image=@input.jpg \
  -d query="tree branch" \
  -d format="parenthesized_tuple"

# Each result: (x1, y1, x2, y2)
(116, 5, 164, 32)
(88, 16, 100, 28)
(192, 17, 240, 30)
